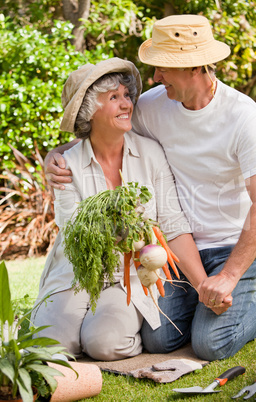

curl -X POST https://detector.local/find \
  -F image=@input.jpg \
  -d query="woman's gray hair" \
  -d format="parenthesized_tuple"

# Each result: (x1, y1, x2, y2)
(74, 72, 137, 139)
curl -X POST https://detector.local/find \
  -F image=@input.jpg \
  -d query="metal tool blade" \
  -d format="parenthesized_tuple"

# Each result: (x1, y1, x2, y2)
(232, 380, 256, 399)
(172, 380, 221, 394)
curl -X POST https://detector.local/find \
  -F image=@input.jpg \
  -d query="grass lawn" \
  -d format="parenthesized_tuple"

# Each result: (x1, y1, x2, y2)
(5, 257, 256, 402)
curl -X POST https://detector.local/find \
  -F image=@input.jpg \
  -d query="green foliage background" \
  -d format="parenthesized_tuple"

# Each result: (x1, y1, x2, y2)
(0, 0, 255, 169)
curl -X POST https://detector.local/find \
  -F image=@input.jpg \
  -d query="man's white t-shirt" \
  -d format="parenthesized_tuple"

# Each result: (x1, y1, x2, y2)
(132, 80, 256, 250)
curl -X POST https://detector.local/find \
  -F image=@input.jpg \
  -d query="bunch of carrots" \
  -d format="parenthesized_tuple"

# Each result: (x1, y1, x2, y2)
(63, 178, 185, 332)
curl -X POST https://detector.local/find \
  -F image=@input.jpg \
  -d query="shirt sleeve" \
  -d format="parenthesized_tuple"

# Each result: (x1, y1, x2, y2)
(53, 152, 82, 231)
(54, 184, 82, 230)
(132, 86, 166, 142)
(237, 111, 256, 180)
(153, 143, 192, 240)
(132, 103, 148, 137)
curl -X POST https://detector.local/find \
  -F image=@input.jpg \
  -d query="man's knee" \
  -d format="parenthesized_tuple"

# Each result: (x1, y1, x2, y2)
(141, 320, 190, 354)
(191, 327, 237, 361)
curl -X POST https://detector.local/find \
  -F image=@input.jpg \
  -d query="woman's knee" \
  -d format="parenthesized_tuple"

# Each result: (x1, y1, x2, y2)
(81, 285, 143, 360)
(31, 290, 89, 358)
(82, 328, 142, 361)
(32, 309, 82, 358)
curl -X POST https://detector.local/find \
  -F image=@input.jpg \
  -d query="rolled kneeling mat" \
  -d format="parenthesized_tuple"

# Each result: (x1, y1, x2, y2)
(49, 361, 102, 401)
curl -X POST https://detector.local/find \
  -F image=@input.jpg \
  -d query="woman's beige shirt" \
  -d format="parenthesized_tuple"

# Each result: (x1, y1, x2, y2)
(36, 131, 191, 329)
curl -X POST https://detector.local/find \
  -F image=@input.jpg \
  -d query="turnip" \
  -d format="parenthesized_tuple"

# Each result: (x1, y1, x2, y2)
(137, 265, 182, 335)
(132, 241, 182, 334)
(133, 239, 146, 252)
(139, 244, 167, 270)
(136, 265, 159, 287)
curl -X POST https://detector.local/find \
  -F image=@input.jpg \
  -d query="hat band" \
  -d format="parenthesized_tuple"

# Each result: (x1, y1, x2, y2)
(151, 37, 216, 53)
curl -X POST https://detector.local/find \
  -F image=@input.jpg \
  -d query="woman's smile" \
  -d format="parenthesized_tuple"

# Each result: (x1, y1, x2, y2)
(92, 84, 133, 135)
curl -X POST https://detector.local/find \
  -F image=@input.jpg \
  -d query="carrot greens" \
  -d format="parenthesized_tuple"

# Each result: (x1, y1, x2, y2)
(63, 182, 153, 310)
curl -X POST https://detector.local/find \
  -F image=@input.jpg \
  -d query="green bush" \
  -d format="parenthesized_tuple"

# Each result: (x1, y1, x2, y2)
(1, 1, 255, 171)
(0, 16, 86, 168)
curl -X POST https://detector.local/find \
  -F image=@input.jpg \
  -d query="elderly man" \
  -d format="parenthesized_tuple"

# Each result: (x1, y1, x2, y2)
(44, 15, 256, 361)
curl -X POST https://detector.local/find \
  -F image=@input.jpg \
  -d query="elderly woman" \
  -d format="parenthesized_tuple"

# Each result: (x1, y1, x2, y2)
(32, 58, 205, 361)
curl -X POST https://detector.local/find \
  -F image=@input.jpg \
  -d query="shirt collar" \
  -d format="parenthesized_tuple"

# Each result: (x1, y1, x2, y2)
(82, 137, 97, 168)
(82, 131, 140, 169)
(123, 131, 140, 157)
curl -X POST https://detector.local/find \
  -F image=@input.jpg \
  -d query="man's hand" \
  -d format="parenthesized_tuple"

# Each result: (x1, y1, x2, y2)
(197, 272, 236, 315)
(44, 152, 72, 190)
(207, 296, 233, 315)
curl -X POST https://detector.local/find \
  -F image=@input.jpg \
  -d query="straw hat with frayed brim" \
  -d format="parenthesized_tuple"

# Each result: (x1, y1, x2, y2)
(60, 57, 142, 133)
(139, 14, 231, 68)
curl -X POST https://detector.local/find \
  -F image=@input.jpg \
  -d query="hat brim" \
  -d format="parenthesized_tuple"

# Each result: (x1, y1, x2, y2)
(60, 58, 142, 133)
(139, 37, 231, 68)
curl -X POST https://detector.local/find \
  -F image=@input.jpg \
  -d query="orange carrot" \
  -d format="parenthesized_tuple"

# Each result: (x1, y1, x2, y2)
(153, 226, 180, 279)
(162, 262, 172, 282)
(133, 251, 148, 296)
(124, 251, 132, 305)
(133, 251, 141, 269)
(140, 283, 149, 296)
(153, 226, 180, 262)
(156, 278, 165, 297)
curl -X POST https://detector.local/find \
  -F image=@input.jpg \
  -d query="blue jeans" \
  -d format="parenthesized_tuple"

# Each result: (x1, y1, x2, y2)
(141, 246, 256, 361)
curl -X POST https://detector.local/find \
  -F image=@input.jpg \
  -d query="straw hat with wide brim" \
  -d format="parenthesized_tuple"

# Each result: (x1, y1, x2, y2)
(60, 57, 142, 133)
(139, 14, 231, 68)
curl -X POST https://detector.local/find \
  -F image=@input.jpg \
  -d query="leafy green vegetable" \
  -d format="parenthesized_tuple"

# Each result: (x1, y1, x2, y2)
(0, 261, 76, 401)
(63, 182, 155, 310)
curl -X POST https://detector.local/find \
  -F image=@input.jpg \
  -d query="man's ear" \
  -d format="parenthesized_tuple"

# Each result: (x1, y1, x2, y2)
(191, 66, 201, 76)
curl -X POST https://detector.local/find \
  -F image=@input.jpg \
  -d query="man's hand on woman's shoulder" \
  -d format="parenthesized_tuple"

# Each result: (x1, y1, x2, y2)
(44, 151, 72, 191)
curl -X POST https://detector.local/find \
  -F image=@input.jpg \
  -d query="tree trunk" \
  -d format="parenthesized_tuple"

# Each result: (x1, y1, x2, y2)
(62, 0, 91, 52)
(164, 1, 176, 17)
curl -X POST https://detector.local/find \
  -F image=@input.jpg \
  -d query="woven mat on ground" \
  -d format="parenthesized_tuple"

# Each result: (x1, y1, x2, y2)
(78, 343, 209, 383)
